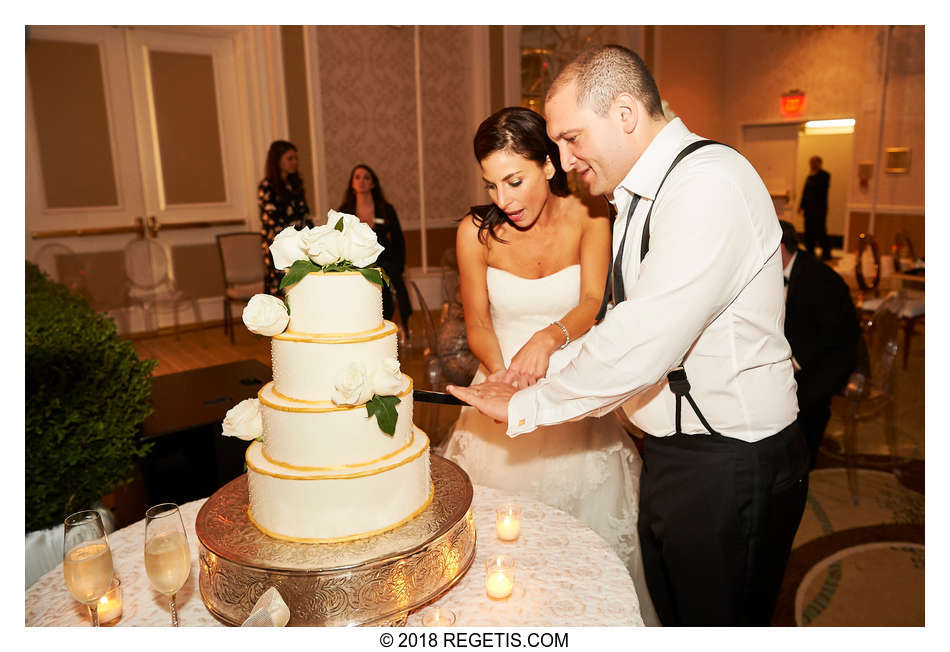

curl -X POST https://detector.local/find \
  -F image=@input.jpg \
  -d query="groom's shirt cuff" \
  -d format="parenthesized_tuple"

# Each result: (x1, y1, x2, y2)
(506, 385, 539, 437)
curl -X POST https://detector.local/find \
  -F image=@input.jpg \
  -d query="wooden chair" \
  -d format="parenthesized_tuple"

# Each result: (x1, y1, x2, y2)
(216, 233, 265, 344)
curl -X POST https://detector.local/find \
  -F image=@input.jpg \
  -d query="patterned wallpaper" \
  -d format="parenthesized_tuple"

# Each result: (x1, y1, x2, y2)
(658, 26, 924, 210)
(315, 26, 479, 245)
(316, 27, 419, 224)
(718, 26, 924, 207)
(420, 27, 479, 231)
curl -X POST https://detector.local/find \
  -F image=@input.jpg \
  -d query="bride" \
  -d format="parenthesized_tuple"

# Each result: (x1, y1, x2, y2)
(441, 107, 657, 625)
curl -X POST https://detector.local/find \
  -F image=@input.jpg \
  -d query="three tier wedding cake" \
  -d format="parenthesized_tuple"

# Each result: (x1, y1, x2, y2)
(221, 211, 432, 542)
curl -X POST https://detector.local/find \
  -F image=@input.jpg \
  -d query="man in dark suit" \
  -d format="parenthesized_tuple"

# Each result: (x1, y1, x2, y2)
(798, 155, 832, 260)
(780, 220, 860, 467)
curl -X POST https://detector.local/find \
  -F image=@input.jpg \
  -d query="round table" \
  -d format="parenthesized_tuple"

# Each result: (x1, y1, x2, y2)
(26, 485, 643, 627)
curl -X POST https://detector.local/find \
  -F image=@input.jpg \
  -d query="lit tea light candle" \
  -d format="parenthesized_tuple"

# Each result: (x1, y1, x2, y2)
(97, 576, 123, 624)
(496, 504, 522, 541)
(421, 606, 456, 626)
(485, 555, 515, 600)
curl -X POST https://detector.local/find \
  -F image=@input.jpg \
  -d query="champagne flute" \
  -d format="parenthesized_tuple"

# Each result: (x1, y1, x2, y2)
(144, 503, 191, 626)
(63, 510, 114, 626)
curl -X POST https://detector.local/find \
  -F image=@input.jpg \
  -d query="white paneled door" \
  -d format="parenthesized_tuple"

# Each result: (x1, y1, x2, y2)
(26, 26, 267, 334)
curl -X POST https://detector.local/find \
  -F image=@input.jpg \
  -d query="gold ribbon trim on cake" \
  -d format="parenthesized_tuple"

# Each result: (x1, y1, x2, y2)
(298, 269, 382, 278)
(274, 320, 396, 344)
(261, 431, 417, 471)
(245, 431, 429, 481)
(245, 482, 435, 544)
(259, 376, 413, 412)
(281, 322, 384, 340)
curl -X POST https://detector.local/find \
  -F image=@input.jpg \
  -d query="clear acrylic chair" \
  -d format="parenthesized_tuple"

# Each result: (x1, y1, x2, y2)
(834, 292, 902, 505)
(31, 243, 76, 284)
(123, 238, 198, 336)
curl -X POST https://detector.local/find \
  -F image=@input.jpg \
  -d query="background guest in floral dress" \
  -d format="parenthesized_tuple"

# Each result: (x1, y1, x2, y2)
(258, 140, 313, 295)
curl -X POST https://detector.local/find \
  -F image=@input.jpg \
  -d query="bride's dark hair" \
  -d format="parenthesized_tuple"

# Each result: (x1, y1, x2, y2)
(470, 107, 570, 244)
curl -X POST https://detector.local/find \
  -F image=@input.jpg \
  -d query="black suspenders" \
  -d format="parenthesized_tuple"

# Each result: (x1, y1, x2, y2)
(604, 139, 730, 436)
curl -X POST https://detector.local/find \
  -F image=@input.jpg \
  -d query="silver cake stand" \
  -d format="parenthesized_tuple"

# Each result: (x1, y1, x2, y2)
(196, 455, 477, 626)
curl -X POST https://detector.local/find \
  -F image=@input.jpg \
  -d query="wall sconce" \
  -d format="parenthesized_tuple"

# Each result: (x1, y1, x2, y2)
(885, 147, 911, 174)
(857, 162, 873, 191)
(781, 90, 806, 117)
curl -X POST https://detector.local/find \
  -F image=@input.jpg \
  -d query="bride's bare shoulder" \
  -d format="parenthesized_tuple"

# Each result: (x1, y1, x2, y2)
(457, 211, 479, 235)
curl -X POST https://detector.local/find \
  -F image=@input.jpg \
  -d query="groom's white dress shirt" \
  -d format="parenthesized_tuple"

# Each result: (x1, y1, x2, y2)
(507, 118, 798, 443)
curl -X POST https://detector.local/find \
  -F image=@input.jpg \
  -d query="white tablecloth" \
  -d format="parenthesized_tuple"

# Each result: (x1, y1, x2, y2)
(26, 485, 642, 627)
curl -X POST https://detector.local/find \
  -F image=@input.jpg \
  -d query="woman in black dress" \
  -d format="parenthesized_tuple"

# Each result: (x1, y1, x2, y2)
(337, 164, 413, 333)
(258, 140, 313, 295)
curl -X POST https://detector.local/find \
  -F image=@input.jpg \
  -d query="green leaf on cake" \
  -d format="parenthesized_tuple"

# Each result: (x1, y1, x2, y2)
(334, 217, 345, 231)
(358, 268, 383, 287)
(323, 261, 356, 273)
(280, 259, 318, 289)
(365, 394, 401, 436)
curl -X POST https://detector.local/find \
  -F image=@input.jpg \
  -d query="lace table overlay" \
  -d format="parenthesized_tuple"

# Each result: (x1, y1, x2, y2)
(26, 485, 641, 626)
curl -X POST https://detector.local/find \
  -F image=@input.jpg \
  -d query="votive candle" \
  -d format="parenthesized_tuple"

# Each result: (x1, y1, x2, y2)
(97, 576, 123, 624)
(495, 504, 522, 541)
(421, 606, 456, 626)
(485, 555, 515, 599)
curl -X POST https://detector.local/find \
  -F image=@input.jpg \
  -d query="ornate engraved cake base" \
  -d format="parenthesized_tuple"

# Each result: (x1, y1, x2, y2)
(196, 455, 476, 626)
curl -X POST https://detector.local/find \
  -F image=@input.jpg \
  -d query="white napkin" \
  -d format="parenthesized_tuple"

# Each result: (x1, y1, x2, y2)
(240, 587, 290, 627)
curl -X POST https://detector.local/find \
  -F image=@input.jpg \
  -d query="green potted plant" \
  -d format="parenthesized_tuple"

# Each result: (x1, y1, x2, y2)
(25, 261, 155, 584)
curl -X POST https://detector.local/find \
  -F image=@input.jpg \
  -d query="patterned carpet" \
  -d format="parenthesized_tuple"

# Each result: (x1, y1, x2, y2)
(766, 316, 925, 627)
(772, 467, 925, 626)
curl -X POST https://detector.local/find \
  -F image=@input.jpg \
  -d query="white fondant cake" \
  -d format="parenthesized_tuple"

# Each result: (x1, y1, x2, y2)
(241, 269, 432, 542)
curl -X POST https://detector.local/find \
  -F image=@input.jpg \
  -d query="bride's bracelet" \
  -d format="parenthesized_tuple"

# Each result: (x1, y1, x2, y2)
(551, 320, 570, 350)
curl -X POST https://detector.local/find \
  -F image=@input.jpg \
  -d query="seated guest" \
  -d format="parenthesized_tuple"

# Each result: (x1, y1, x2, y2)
(780, 220, 860, 468)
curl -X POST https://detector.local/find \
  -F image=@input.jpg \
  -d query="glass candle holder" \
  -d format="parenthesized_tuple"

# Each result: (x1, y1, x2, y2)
(485, 555, 515, 599)
(421, 606, 456, 626)
(495, 504, 522, 541)
(96, 576, 123, 624)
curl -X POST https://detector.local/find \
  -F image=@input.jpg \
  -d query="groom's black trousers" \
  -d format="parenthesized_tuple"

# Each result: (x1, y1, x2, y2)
(637, 421, 809, 626)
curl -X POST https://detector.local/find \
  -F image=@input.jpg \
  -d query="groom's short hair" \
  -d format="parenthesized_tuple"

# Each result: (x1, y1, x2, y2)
(547, 45, 664, 120)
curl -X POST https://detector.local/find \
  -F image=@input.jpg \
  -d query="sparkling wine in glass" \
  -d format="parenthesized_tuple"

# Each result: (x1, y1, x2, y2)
(144, 503, 191, 626)
(63, 510, 114, 626)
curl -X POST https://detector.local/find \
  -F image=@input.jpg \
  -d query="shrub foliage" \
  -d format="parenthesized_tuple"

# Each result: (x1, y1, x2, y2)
(25, 262, 156, 532)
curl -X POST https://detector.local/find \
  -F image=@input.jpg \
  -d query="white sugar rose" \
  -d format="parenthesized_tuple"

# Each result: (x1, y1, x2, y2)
(301, 224, 344, 266)
(342, 219, 385, 267)
(331, 363, 375, 406)
(269, 225, 310, 270)
(222, 399, 263, 441)
(373, 357, 404, 396)
(327, 209, 352, 229)
(242, 294, 289, 336)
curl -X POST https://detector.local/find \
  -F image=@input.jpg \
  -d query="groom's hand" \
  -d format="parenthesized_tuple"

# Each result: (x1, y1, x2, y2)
(447, 381, 517, 424)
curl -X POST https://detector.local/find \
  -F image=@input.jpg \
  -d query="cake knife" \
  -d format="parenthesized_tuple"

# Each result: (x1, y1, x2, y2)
(412, 389, 469, 406)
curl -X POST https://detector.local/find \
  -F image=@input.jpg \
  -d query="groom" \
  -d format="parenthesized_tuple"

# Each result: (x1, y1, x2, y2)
(449, 45, 809, 626)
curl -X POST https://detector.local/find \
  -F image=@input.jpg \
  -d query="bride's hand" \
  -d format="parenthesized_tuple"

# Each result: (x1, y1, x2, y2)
(486, 369, 508, 383)
(502, 331, 558, 388)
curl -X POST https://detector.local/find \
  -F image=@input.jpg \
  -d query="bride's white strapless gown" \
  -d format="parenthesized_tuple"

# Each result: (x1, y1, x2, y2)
(441, 265, 658, 625)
